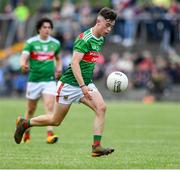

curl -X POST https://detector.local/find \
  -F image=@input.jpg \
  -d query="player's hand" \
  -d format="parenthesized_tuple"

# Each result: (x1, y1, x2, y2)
(55, 70, 62, 80)
(81, 85, 92, 100)
(21, 64, 29, 74)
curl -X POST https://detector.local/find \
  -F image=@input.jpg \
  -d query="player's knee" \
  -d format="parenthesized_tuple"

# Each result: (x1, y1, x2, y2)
(51, 117, 61, 126)
(53, 121, 61, 126)
(96, 103, 106, 115)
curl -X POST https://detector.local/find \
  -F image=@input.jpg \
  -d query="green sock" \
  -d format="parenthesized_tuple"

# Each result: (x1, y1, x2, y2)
(27, 120, 31, 127)
(93, 135, 102, 146)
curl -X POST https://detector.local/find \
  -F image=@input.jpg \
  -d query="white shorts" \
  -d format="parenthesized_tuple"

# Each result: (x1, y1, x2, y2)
(26, 81, 56, 100)
(56, 81, 98, 104)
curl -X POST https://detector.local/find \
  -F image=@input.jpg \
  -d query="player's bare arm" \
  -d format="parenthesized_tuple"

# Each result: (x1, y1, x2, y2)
(55, 54, 62, 79)
(71, 51, 92, 100)
(20, 53, 29, 73)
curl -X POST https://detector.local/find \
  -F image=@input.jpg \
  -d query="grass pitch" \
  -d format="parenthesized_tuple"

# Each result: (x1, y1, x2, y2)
(0, 98, 180, 169)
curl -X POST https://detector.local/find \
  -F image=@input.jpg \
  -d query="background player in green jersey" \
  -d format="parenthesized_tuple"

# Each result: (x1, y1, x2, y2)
(20, 17, 62, 144)
(14, 7, 117, 156)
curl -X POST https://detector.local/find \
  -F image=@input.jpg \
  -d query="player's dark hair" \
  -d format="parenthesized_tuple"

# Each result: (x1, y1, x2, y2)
(98, 7, 117, 21)
(36, 17, 53, 33)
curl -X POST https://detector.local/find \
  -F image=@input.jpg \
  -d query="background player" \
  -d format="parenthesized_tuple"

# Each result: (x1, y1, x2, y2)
(20, 17, 62, 144)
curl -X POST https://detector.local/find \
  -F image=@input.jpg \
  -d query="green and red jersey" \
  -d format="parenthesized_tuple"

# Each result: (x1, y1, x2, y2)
(60, 28, 104, 86)
(22, 35, 61, 82)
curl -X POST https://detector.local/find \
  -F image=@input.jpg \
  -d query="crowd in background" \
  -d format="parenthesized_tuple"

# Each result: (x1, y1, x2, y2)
(0, 0, 180, 100)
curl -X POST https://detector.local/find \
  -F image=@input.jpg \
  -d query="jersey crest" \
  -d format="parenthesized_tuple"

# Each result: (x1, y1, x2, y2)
(79, 33, 84, 39)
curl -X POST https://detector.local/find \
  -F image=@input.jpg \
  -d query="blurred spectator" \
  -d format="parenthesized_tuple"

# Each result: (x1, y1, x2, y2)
(161, 0, 179, 52)
(132, 51, 154, 88)
(13, 73, 27, 96)
(4, 3, 13, 15)
(0, 59, 14, 96)
(152, 0, 172, 9)
(138, 50, 155, 72)
(168, 49, 180, 64)
(105, 52, 120, 78)
(122, 1, 137, 47)
(116, 52, 134, 74)
(7, 52, 28, 96)
(62, 32, 74, 51)
(10, 0, 20, 8)
(7, 52, 21, 71)
(167, 50, 180, 84)
(144, 67, 170, 102)
(51, 0, 61, 32)
(61, 50, 72, 73)
(78, 0, 94, 32)
(110, 0, 138, 46)
(13, 0, 30, 41)
(60, 0, 75, 18)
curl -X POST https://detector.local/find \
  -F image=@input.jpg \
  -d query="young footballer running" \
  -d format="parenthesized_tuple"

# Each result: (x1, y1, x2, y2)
(14, 7, 117, 156)
(20, 17, 62, 144)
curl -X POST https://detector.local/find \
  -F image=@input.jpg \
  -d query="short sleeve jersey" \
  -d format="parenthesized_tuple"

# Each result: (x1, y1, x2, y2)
(23, 35, 61, 82)
(60, 28, 104, 86)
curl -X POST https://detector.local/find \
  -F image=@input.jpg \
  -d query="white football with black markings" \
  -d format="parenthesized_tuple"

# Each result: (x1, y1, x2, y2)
(107, 71, 128, 93)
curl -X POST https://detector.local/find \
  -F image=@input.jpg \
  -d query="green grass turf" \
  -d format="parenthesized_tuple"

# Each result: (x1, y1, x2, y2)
(0, 98, 180, 169)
